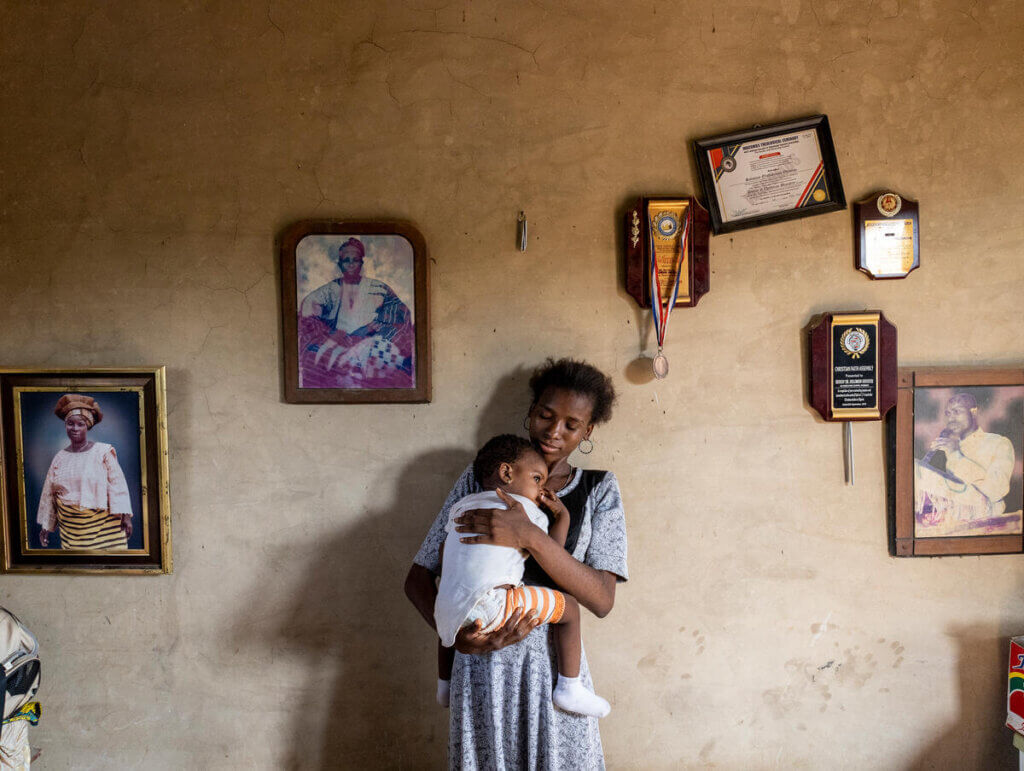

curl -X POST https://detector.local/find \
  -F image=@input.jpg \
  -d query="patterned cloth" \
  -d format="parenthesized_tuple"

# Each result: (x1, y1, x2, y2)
(1, 703, 39, 728)
(55, 500, 128, 550)
(472, 585, 567, 635)
(297, 277, 414, 389)
(36, 443, 132, 539)
(414, 465, 628, 771)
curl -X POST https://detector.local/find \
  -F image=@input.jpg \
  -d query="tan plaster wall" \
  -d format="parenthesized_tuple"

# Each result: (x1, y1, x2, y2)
(2, 0, 1023, 767)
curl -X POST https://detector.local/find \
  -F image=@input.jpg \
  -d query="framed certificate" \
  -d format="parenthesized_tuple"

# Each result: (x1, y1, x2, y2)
(693, 115, 846, 234)
(854, 191, 920, 279)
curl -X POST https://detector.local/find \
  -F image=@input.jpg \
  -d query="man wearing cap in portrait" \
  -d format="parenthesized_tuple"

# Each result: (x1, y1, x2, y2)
(916, 392, 1017, 535)
(297, 237, 414, 389)
(36, 394, 134, 550)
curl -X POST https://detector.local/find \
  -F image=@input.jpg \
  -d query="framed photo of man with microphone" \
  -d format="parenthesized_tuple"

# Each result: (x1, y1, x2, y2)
(889, 367, 1024, 557)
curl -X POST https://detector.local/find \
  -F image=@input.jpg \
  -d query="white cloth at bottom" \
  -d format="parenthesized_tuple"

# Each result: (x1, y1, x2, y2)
(433, 491, 549, 647)
(0, 721, 30, 771)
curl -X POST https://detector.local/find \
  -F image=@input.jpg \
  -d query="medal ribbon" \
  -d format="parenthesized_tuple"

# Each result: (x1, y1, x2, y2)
(649, 206, 691, 350)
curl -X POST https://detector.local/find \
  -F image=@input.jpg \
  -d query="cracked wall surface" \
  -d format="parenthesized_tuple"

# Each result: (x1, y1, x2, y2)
(2, 0, 1024, 767)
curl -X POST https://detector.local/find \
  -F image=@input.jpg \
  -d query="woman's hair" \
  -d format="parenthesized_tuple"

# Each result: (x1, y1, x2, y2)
(474, 434, 537, 488)
(529, 358, 617, 425)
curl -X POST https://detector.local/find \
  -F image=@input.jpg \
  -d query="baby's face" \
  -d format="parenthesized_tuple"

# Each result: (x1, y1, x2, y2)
(501, 451, 548, 503)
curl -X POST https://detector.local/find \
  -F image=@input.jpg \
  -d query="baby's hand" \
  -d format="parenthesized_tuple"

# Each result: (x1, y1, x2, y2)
(538, 488, 569, 520)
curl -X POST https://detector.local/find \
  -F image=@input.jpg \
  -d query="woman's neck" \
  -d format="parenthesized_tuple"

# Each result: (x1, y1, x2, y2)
(546, 458, 574, 490)
(67, 440, 93, 453)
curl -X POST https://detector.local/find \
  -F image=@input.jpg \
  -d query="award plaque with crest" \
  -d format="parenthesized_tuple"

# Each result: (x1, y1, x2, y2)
(808, 311, 898, 484)
(625, 197, 710, 378)
(854, 191, 920, 279)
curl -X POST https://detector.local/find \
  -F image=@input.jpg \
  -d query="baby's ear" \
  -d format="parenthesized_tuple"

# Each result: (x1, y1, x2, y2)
(498, 462, 514, 483)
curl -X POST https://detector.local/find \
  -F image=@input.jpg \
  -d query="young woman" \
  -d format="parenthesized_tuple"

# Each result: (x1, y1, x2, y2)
(405, 358, 628, 769)
(36, 393, 133, 550)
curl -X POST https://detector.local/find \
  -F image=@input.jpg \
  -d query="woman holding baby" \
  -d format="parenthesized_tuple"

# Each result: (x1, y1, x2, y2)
(404, 358, 628, 769)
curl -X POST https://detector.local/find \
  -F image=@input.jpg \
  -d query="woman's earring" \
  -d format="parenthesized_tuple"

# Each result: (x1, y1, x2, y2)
(523, 416, 531, 431)
(578, 438, 594, 455)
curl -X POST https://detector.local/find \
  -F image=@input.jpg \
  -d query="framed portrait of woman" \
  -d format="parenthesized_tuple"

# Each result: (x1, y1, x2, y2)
(279, 220, 431, 404)
(0, 367, 172, 574)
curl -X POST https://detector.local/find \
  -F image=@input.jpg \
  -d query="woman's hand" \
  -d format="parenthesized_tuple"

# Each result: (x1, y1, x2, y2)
(454, 489, 540, 550)
(39, 529, 50, 547)
(453, 608, 539, 654)
(120, 514, 133, 538)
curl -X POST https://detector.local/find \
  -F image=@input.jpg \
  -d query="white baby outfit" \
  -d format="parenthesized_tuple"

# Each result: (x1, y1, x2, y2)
(433, 491, 549, 647)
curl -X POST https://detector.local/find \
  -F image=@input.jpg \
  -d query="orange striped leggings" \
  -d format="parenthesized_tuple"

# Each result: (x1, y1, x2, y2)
(467, 585, 566, 634)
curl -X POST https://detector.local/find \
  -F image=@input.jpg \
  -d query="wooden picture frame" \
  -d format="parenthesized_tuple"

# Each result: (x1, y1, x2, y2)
(279, 220, 431, 404)
(0, 367, 172, 574)
(888, 367, 1024, 557)
(693, 114, 846, 235)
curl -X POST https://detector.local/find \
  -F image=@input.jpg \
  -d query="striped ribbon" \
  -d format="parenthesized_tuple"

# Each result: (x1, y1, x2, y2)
(649, 207, 691, 350)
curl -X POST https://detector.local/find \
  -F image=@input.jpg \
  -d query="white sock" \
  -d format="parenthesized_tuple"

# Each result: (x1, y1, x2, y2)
(552, 674, 610, 718)
(436, 678, 451, 708)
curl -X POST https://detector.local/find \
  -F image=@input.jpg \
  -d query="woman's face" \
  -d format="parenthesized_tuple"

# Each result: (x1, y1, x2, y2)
(527, 387, 595, 465)
(65, 414, 90, 444)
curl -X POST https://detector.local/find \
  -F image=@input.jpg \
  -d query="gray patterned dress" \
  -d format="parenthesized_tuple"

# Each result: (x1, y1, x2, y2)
(413, 465, 628, 770)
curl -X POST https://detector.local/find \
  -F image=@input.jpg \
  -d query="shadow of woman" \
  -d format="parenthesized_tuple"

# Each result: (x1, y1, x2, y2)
(230, 448, 471, 770)
(230, 367, 550, 768)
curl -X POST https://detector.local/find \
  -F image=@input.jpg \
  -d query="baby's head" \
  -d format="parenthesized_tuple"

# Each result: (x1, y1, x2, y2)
(473, 434, 548, 503)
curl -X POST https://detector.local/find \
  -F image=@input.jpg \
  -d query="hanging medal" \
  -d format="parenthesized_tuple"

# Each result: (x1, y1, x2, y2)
(648, 202, 691, 379)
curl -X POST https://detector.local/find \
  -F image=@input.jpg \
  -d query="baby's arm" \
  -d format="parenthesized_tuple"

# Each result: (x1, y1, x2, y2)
(538, 489, 570, 548)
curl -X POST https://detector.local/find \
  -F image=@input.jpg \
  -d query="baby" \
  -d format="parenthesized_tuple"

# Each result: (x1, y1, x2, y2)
(433, 434, 610, 718)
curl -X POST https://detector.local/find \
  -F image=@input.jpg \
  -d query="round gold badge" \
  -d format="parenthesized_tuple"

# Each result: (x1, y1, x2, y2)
(876, 192, 902, 217)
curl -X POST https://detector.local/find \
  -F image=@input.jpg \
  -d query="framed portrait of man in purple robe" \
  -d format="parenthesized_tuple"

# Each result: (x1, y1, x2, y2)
(279, 221, 431, 404)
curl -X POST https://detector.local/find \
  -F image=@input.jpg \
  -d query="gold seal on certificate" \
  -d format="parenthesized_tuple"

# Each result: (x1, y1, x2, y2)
(693, 115, 846, 234)
(854, 191, 920, 280)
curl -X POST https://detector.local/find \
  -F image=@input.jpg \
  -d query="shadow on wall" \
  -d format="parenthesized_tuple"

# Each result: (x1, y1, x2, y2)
(229, 368, 545, 769)
(905, 620, 1023, 769)
(230, 448, 468, 769)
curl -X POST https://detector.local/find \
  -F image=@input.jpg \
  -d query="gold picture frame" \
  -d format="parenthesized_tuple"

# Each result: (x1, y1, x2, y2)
(0, 367, 172, 574)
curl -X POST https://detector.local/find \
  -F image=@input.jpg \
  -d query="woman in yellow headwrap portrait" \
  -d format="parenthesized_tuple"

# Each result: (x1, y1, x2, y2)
(36, 394, 134, 550)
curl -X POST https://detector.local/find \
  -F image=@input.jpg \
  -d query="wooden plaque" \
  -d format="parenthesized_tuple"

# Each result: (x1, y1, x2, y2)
(808, 310, 897, 422)
(854, 191, 920, 279)
(625, 196, 710, 308)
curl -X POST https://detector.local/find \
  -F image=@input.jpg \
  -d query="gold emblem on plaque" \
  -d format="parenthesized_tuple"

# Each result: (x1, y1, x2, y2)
(839, 327, 870, 359)
(877, 193, 902, 217)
